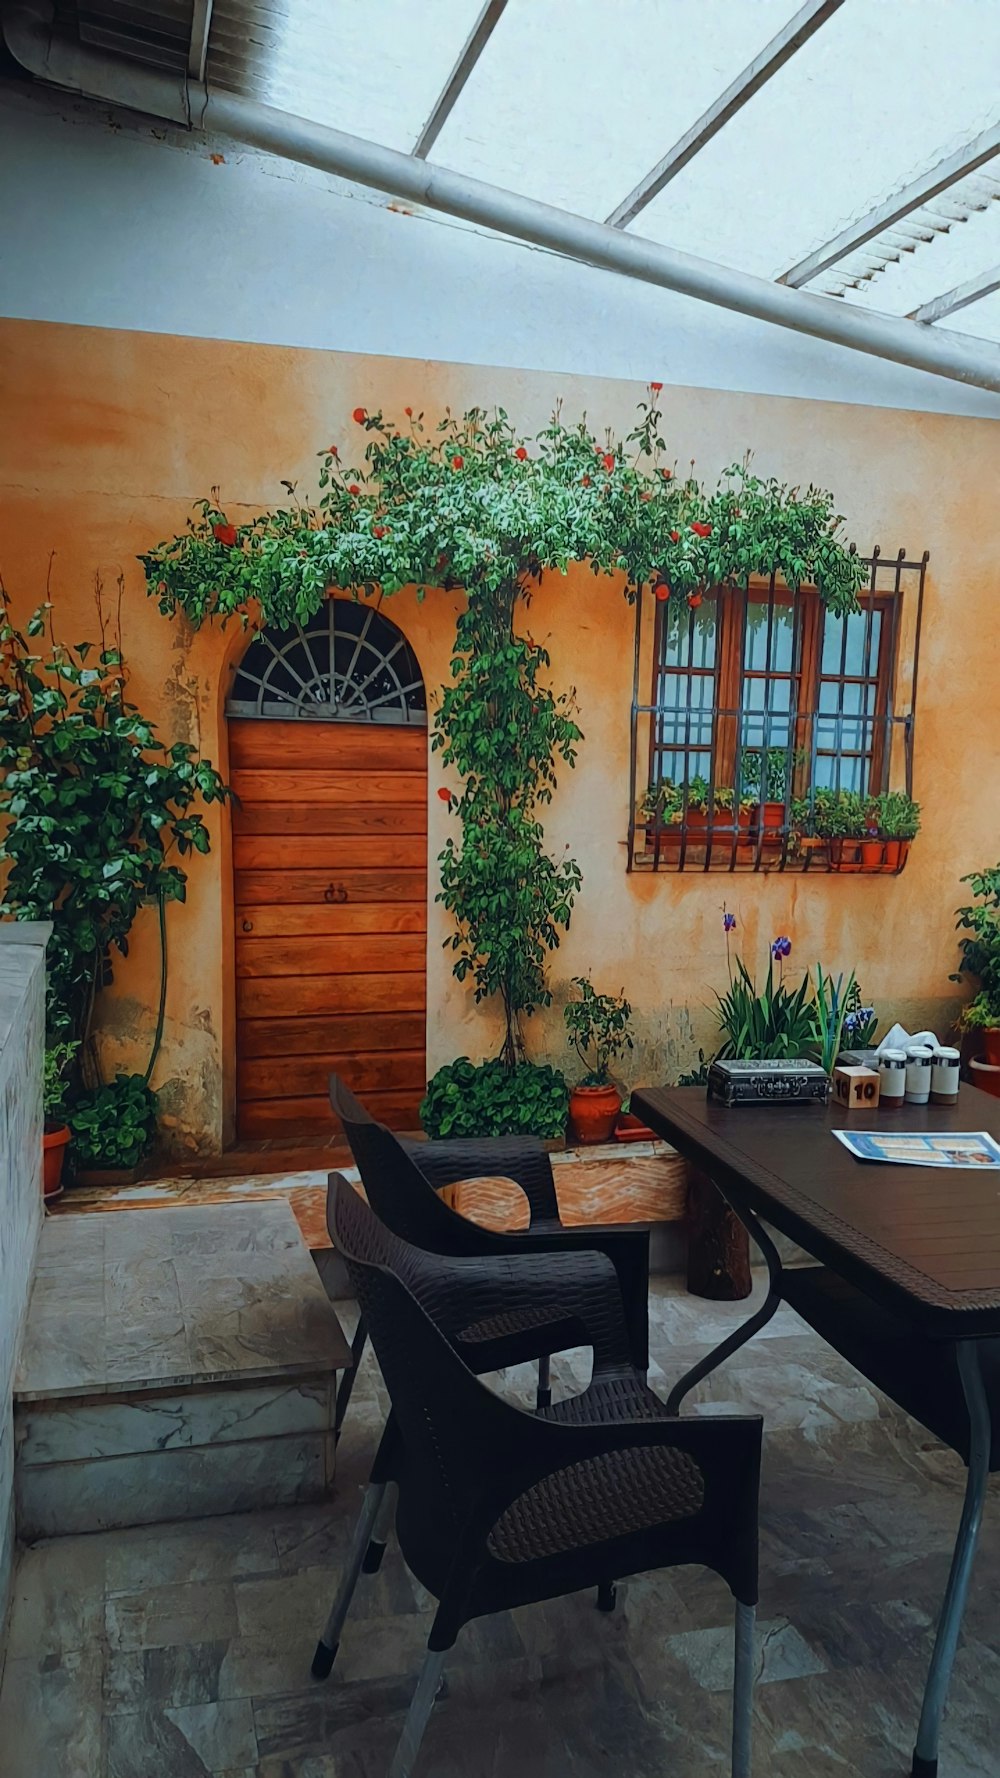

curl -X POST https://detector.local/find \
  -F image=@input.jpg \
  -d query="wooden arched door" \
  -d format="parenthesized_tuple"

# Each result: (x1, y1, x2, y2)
(227, 602, 427, 1137)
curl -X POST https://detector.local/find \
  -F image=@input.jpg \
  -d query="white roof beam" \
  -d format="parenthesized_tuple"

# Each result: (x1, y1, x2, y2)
(781, 121, 1000, 288)
(605, 0, 845, 230)
(187, 0, 213, 83)
(910, 266, 1000, 326)
(412, 0, 509, 161)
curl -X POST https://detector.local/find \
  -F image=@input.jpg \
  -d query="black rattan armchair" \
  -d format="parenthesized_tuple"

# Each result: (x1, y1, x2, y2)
(315, 1174, 762, 1778)
(329, 1073, 650, 1425)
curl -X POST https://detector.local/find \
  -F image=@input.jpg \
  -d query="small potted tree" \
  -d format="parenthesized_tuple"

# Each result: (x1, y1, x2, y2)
(953, 865, 1000, 1067)
(810, 790, 869, 871)
(43, 1041, 77, 1202)
(564, 976, 634, 1144)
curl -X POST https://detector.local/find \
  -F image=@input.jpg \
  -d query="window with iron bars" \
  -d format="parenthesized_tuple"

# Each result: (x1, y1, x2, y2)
(627, 550, 927, 873)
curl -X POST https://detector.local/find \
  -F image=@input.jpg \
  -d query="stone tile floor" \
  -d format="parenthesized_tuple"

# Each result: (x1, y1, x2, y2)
(3, 1274, 1000, 1776)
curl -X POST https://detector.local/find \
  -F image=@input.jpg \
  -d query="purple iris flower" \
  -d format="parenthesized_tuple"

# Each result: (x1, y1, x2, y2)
(771, 935, 792, 960)
(723, 912, 737, 932)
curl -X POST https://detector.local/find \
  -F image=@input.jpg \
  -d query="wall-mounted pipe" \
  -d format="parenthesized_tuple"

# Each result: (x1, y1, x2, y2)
(6, 2, 1000, 395)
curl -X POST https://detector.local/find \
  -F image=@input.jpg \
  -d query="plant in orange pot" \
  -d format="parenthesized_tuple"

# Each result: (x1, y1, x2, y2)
(953, 864, 1000, 1066)
(43, 1042, 77, 1203)
(564, 977, 633, 1145)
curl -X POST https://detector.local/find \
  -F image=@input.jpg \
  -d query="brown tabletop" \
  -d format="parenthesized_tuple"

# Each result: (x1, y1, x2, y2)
(632, 1083, 1000, 1339)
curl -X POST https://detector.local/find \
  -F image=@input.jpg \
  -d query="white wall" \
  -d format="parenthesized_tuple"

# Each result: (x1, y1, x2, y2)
(4, 78, 1000, 421)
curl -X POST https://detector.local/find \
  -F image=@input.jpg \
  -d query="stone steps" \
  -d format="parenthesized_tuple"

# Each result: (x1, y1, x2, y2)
(13, 1201, 352, 1539)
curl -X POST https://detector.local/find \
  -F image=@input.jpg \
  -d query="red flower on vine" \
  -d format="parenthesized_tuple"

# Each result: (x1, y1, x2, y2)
(515, 446, 528, 461)
(688, 592, 703, 608)
(327, 445, 339, 458)
(655, 582, 671, 602)
(404, 406, 413, 417)
(602, 453, 615, 472)
(212, 523, 238, 548)
(348, 484, 361, 496)
(660, 467, 672, 480)
(669, 529, 680, 543)
(352, 407, 367, 423)
(650, 381, 663, 392)
(581, 474, 591, 487)
(437, 787, 453, 803)
(372, 524, 387, 539)
(639, 491, 652, 502)
(452, 455, 464, 469)
(691, 521, 713, 538)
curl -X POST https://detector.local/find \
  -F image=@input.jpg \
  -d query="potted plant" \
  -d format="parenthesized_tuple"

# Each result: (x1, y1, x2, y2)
(42, 1041, 77, 1201)
(740, 747, 802, 838)
(868, 790, 920, 872)
(68, 1072, 159, 1182)
(564, 976, 634, 1144)
(952, 865, 1000, 1066)
(808, 789, 869, 871)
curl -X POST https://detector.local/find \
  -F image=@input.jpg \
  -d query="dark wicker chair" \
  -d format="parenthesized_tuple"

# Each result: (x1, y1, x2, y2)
(329, 1072, 650, 1431)
(315, 1174, 762, 1778)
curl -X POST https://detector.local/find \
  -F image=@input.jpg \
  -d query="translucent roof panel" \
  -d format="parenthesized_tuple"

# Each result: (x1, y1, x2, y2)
(957, 289, 1000, 344)
(427, 0, 796, 219)
(840, 195, 1000, 319)
(206, 0, 487, 150)
(629, 0, 1000, 281)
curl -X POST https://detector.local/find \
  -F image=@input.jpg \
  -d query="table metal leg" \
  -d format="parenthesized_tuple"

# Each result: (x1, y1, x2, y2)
(911, 1340, 991, 1778)
(667, 1197, 784, 1415)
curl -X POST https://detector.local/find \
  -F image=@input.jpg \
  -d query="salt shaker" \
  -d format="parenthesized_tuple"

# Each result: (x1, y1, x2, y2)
(879, 1049, 907, 1108)
(905, 1044, 934, 1105)
(931, 1046, 961, 1105)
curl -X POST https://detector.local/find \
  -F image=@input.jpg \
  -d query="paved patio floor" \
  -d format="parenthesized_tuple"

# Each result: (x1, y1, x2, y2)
(2, 1275, 999, 1777)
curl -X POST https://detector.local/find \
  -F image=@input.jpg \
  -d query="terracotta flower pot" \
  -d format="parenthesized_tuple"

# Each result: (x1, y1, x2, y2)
(881, 838, 901, 872)
(43, 1125, 70, 1202)
(569, 1083, 622, 1145)
(969, 1056, 1000, 1099)
(980, 1027, 1000, 1067)
(860, 838, 884, 871)
(829, 838, 862, 872)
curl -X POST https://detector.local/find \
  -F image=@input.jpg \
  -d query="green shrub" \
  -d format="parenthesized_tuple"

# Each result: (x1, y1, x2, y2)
(420, 1057, 569, 1142)
(68, 1073, 159, 1171)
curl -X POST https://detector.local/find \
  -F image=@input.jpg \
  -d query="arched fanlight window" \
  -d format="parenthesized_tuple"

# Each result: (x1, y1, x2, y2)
(226, 600, 426, 724)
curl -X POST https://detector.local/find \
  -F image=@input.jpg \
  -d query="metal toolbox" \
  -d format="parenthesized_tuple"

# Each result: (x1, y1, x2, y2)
(706, 1058, 831, 1107)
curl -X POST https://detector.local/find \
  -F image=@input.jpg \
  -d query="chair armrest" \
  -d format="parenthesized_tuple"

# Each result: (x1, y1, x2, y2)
(403, 1135, 561, 1228)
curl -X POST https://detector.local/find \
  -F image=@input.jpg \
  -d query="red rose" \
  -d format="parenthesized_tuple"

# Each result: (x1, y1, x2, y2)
(327, 445, 339, 458)
(437, 787, 452, 803)
(655, 583, 671, 602)
(212, 523, 238, 548)
(352, 407, 367, 423)
(688, 592, 703, 609)
(660, 467, 672, 480)
(348, 484, 361, 496)
(650, 381, 663, 393)
(581, 474, 591, 487)
(515, 446, 528, 461)
(595, 443, 604, 455)
(691, 521, 713, 538)
(603, 453, 615, 472)
(639, 491, 652, 503)
(372, 524, 387, 539)
(669, 529, 680, 543)
(452, 455, 463, 469)
(404, 406, 413, 417)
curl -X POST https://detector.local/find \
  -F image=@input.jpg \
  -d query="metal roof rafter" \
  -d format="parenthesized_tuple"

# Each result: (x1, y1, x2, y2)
(909, 265, 1000, 325)
(781, 121, 1000, 288)
(187, 0, 213, 82)
(605, 0, 845, 230)
(412, 0, 509, 161)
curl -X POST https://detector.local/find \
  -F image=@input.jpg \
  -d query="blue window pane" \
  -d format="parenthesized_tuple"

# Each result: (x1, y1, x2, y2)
(745, 602, 794, 672)
(821, 609, 882, 676)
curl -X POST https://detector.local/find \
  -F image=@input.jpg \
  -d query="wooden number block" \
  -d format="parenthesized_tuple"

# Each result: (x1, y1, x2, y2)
(832, 1065, 881, 1110)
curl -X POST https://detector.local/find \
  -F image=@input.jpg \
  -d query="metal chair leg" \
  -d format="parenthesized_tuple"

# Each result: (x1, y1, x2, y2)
(667, 1204, 783, 1414)
(363, 1480, 397, 1574)
(536, 1353, 552, 1410)
(911, 1341, 991, 1778)
(311, 1482, 386, 1679)
(334, 1316, 369, 1443)
(732, 1601, 755, 1778)
(387, 1648, 448, 1778)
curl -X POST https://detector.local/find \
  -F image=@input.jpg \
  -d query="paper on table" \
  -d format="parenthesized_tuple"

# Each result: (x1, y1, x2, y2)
(834, 1129, 1000, 1168)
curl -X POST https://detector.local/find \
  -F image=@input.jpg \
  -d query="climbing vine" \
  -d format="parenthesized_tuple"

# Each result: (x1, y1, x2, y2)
(141, 395, 866, 1100)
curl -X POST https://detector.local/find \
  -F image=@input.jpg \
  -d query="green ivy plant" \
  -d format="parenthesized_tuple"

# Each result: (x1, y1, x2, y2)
(952, 864, 1000, 1029)
(564, 977, 634, 1086)
(419, 1056, 569, 1142)
(43, 1041, 78, 1128)
(0, 583, 229, 1099)
(68, 1073, 159, 1172)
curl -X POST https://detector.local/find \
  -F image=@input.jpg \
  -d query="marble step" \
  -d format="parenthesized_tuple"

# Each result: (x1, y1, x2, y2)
(13, 1201, 352, 1538)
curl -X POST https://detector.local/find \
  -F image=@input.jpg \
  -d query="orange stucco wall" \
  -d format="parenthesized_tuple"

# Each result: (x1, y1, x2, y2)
(2, 319, 996, 1152)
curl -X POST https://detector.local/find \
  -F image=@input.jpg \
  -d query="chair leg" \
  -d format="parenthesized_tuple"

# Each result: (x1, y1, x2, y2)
(363, 1480, 397, 1574)
(334, 1316, 369, 1444)
(536, 1353, 552, 1410)
(732, 1601, 755, 1778)
(311, 1482, 386, 1680)
(911, 1341, 991, 1778)
(387, 1648, 448, 1778)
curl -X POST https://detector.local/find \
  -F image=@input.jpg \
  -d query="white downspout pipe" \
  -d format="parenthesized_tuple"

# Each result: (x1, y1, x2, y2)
(7, 3, 1000, 396)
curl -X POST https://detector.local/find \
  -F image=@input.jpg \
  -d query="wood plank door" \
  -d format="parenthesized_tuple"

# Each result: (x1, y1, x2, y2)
(231, 719, 428, 1137)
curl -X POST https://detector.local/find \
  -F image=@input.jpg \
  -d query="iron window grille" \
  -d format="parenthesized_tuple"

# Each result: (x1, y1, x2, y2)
(226, 599, 426, 724)
(627, 549, 928, 874)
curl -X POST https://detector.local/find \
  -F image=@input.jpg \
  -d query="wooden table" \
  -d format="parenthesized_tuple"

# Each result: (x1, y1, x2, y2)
(633, 1083, 1000, 1778)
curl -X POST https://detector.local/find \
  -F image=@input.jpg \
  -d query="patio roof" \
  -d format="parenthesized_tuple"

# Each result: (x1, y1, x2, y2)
(11, 0, 1000, 353)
